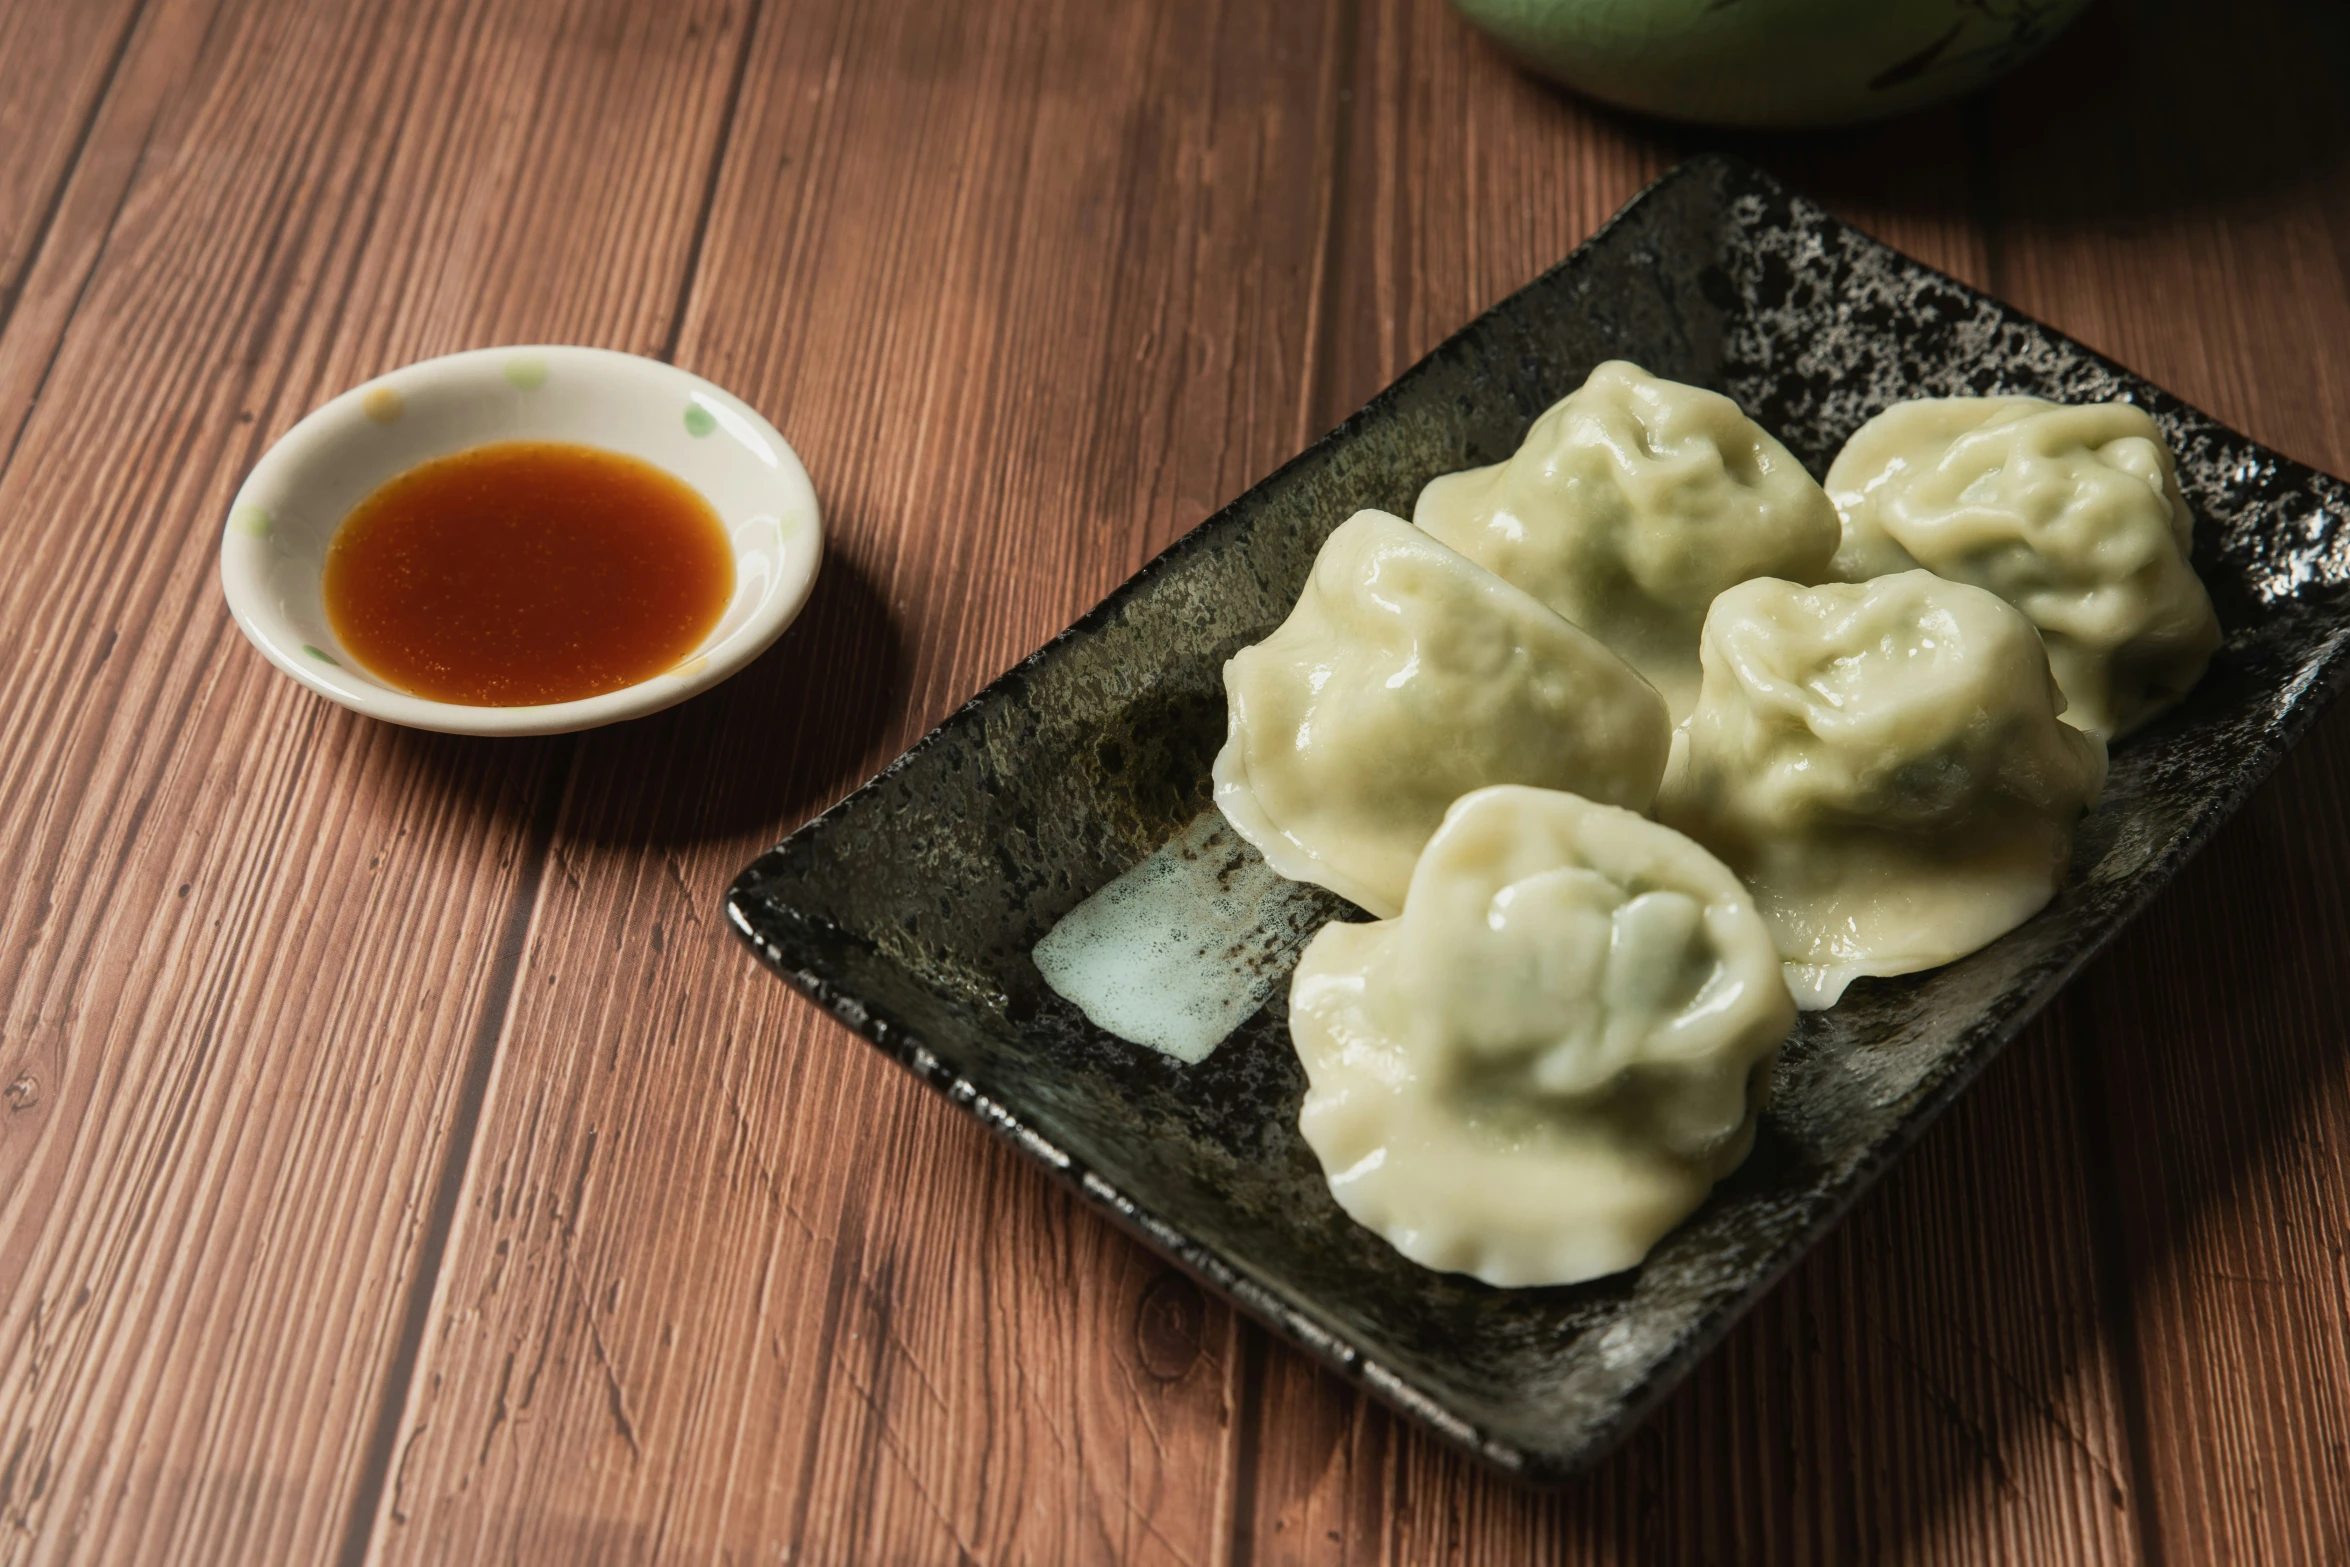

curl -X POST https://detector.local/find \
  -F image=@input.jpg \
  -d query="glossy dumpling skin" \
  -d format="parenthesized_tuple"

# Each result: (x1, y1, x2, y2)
(1826, 395, 2221, 740)
(1290, 786, 1793, 1288)
(1658, 571, 2108, 1009)
(1214, 510, 1670, 918)
(1414, 360, 1841, 722)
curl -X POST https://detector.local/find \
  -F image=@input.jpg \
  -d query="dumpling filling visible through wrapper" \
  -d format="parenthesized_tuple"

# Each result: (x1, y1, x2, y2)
(1288, 786, 1793, 1288)
(1414, 360, 1842, 723)
(1213, 509, 1670, 918)
(1658, 571, 2108, 1009)
(1825, 395, 2220, 741)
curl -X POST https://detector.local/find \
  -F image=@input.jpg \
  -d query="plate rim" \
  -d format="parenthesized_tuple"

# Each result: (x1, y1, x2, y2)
(726, 150, 2350, 1481)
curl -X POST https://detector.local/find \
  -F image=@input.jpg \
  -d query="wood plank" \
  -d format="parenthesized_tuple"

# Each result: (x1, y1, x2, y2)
(366, 0, 1348, 1560)
(1985, 4, 2350, 1561)
(0, 0, 144, 332)
(1312, 0, 1666, 431)
(1235, 5, 2150, 1562)
(0, 0, 150, 464)
(2060, 716, 2350, 1567)
(0, 0, 751, 1558)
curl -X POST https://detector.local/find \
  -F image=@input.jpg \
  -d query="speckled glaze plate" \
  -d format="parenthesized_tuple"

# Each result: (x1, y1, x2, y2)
(727, 155, 2350, 1480)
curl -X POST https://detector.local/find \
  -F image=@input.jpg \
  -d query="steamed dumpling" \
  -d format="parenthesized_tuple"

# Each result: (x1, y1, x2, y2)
(1826, 396, 2221, 740)
(1414, 360, 1842, 721)
(1290, 785, 1793, 1287)
(1215, 510, 1670, 918)
(1658, 572, 2107, 1009)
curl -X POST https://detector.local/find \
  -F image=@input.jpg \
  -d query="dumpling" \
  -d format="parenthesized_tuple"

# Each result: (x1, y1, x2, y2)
(1214, 509, 1669, 918)
(1414, 360, 1842, 721)
(1289, 785, 1793, 1288)
(1825, 396, 2221, 740)
(1657, 571, 2108, 1010)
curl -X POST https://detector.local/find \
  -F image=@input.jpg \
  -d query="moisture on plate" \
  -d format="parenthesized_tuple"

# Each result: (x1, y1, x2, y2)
(1031, 811, 1329, 1064)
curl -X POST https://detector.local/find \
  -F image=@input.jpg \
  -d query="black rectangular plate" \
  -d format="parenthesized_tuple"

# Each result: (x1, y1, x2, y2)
(726, 155, 2350, 1481)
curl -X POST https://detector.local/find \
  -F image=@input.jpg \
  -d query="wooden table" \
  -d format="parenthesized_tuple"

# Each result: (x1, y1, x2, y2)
(6, 0, 2349, 1560)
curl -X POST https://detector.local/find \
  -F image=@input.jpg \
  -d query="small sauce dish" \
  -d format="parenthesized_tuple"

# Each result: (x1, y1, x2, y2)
(218, 345, 822, 736)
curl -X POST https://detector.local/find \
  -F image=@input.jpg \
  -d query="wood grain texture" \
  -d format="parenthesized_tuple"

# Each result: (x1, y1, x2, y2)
(1986, 4, 2350, 1562)
(6, 0, 2350, 1560)
(1312, 0, 1666, 433)
(367, 0, 1348, 1559)
(0, 0, 143, 327)
(0, 0, 748, 1559)
(0, 0, 155, 464)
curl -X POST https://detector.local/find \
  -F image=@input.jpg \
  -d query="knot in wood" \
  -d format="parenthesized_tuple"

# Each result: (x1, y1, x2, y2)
(1134, 1271, 1205, 1381)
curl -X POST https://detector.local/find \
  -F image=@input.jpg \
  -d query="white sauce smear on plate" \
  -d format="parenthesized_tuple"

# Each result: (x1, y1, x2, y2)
(1034, 810, 1331, 1063)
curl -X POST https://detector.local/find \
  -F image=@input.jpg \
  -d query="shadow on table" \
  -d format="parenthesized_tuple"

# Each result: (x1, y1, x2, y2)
(1959, 0, 2350, 224)
(374, 545, 907, 861)
(560, 546, 910, 853)
(1525, 0, 2350, 246)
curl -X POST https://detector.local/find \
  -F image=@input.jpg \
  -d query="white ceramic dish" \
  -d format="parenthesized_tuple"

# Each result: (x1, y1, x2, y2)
(218, 344, 822, 736)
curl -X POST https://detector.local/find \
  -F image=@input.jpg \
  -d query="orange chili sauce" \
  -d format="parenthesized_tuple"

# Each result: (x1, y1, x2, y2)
(323, 441, 733, 706)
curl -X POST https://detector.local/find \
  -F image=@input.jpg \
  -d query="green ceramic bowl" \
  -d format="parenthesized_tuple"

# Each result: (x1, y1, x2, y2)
(1450, 0, 2093, 128)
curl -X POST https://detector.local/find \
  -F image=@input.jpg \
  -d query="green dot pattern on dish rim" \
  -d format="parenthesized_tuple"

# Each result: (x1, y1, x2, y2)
(232, 504, 273, 538)
(504, 355, 548, 391)
(684, 403, 717, 438)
